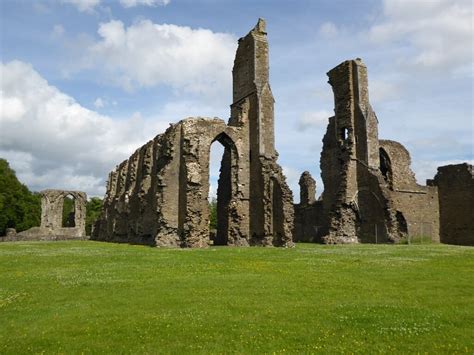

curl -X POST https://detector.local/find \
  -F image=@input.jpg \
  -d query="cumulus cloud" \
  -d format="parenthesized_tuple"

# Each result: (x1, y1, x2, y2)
(208, 143, 225, 201)
(84, 20, 236, 96)
(0, 96, 26, 122)
(0, 61, 169, 196)
(297, 110, 332, 131)
(62, 0, 170, 11)
(119, 0, 170, 8)
(62, 0, 100, 12)
(369, 0, 473, 73)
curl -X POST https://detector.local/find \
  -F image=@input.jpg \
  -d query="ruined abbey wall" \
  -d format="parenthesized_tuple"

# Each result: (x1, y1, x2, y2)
(92, 19, 294, 248)
(294, 59, 443, 244)
(319, 59, 402, 243)
(1, 19, 468, 247)
(379, 140, 439, 241)
(1, 189, 87, 242)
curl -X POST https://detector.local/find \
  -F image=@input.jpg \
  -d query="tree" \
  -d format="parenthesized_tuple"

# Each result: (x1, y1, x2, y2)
(62, 196, 75, 227)
(209, 198, 217, 231)
(86, 197, 103, 235)
(0, 159, 41, 235)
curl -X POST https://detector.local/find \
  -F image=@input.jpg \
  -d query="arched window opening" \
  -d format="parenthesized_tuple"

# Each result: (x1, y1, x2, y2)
(62, 194, 76, 228)
(340, 127, 348, 141)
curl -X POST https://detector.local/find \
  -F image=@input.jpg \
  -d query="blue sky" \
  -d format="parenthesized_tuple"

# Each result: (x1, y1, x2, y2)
(1, 0, 472, 201)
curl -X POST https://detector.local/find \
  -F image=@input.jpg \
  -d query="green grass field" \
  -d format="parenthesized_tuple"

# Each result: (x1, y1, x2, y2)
(0, 241, 473, 353)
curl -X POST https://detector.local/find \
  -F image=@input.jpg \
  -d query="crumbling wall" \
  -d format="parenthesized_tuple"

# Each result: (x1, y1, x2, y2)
(320, 59, 402, 244)
(1, 189, 87, 241)
(433, 163, 473, 245)
(93, 123, 184, 246)
(93, 19, 294, 248)
(231, 18, 293, 247)
(379, 140, 439, 242)
(293, 171, 325, 242)
(178, 118, 248, 247)
(295, 59, 442, 244)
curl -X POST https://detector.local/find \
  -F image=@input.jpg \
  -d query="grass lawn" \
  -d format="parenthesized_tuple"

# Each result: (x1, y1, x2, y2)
(0, 241, 473, 353)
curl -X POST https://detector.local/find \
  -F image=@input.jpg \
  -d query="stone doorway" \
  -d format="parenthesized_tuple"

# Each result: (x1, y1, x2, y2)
(208, 133, 238, 246)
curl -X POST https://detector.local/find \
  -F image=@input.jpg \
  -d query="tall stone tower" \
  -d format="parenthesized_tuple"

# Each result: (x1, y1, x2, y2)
(321, 59, 400, 243)
(228, 18, 292, 245)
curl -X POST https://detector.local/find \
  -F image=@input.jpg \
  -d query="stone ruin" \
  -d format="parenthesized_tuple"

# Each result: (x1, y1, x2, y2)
(92, 21, 471, 247)
(1, 189, 87, 241)
(92, 19, 295, 248)
(294, 58, 473, 245)
(7, 20, 468, 247)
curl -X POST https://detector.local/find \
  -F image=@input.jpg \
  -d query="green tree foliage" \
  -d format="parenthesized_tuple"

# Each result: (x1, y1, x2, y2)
(62, 196, 75, 227)
(0, 158, 41, 235)
(86, 197, 103, 236)
(209, 198, 217, 231)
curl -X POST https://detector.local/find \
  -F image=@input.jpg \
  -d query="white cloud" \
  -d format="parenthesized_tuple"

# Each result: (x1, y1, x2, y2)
(0, 60, 169, 196)
(62, 0, 100, 12)
(61, 0, 169, 11)
(369, 0, 473, 73)
(119, 0, 170, 8)
(297, 110, 332, 131)
(0, 95, 26, 122)
(85, 20, 236, 96)
(208, 140, 225, 201)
